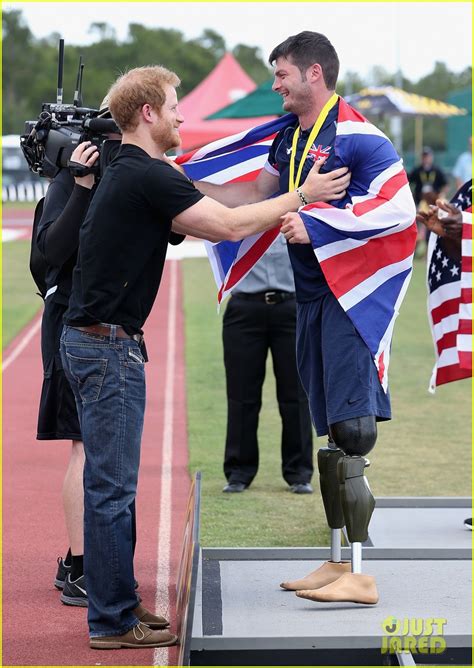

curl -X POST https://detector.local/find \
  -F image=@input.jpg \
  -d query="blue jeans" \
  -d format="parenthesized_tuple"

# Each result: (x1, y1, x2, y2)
(60, 324, 145, 637)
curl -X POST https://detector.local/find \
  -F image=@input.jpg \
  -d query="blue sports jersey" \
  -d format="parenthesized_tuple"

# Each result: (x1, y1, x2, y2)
(266, 102, 344, 301)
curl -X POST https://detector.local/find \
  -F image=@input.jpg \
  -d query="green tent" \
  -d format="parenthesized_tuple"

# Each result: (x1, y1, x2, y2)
(206, 80, 284, 119)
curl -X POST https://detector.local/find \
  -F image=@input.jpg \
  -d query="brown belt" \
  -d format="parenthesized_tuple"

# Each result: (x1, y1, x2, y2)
(74, 324, 142, 342)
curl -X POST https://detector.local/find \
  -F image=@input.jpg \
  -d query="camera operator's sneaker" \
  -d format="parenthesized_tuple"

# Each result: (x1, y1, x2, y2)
(54, 556, 71, 590)
(464, 517, 472, 530)
(60, 573, 88, 607)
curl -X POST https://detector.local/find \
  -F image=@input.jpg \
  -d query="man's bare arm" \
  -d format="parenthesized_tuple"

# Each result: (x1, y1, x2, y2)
(172, 192, 301, 241)
(172, 159, 351, 242)
(193, 168, 280, 207)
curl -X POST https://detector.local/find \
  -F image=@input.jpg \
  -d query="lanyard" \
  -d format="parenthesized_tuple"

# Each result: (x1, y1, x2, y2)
(288, 92, 338, 191)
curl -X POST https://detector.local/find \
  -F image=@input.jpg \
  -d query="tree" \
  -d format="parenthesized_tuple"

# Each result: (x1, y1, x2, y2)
(2, 10, 35, 134)
(88, 22, 117, 42)
(337, 71, 366, 97)
(232, 44, 271, 84)
(195, 29, 226, 60)
(3, 7, 471, 149)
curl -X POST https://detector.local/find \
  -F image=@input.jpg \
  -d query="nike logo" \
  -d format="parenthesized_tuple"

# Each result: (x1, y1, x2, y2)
(286, 147, 292, 155)
(71, 583, 87, 595)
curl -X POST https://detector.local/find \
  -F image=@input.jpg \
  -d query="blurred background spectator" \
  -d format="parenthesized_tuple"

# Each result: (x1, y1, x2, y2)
(409, 147, 449, 211)
(452, 136, 472, 190)
(222, 236, 314, 494)
(409, 147, 449, 255)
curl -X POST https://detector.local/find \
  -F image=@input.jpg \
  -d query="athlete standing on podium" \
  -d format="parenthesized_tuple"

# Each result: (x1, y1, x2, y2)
(193, 31, 416, 604)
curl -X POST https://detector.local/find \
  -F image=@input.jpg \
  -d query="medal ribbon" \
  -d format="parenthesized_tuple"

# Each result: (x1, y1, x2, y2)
(288, 92, 338, 191)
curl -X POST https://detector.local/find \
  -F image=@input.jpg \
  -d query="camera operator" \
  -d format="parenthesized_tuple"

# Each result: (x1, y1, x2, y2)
(36, 138, 100, 607)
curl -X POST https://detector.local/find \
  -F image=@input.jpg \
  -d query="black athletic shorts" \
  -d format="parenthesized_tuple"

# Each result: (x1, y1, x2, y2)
(37, 299, 81, 441)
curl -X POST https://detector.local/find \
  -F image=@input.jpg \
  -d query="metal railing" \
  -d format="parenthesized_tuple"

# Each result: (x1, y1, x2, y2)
(2, 181, 48, 203)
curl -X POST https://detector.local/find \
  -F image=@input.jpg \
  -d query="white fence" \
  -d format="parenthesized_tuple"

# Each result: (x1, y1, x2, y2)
(2, 181, 48, 203)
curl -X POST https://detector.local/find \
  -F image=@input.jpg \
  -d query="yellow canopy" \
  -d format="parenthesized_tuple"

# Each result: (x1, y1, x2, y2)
(354, 86, 467, 117)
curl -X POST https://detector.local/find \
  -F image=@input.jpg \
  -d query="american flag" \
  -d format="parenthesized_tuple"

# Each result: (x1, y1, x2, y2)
(178, 99, 417, 389)
(427, 181, 472, 391)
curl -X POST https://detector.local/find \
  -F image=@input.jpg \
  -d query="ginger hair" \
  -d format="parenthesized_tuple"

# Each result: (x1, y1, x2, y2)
(107, 65, 180, 132)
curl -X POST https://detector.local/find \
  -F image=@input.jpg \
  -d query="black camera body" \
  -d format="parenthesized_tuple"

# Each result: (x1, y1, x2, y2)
(21, 103, 121, 180)
(20, 41, 121, 180)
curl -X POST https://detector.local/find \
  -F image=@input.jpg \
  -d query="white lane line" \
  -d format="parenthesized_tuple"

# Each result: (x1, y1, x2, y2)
(154, 259, 178, 667)
(2, 314, 42, 372)
(2, 228, 27, 242)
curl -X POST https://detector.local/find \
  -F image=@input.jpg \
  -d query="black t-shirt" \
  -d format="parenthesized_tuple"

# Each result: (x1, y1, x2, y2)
(36, 169, 92, 305)
(64, 144, 203, 333)
(266, 103, 342, 301)
(408, 165, 447, 205)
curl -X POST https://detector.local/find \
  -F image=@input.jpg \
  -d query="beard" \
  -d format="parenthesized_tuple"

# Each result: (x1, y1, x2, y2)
(284, 89, 312, 117)
(151, 121, 181, 153)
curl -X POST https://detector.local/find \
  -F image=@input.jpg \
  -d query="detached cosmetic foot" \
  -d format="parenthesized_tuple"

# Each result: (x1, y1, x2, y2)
(280, 560, 351, 591)
(296, 572, 379, 604)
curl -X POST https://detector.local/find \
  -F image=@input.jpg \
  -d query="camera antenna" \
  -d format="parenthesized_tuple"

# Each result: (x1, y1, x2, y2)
(73, 56, 84, 106)
(56, 38, 65, 104)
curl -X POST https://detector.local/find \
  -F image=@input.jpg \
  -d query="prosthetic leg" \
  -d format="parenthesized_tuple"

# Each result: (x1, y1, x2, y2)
(280, 442, 351, 590)
(284, 417, 379, 604)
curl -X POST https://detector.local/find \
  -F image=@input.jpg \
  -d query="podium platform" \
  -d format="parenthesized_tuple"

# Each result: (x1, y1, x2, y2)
(361, 497, 472, 550)
(185, 497, 472, 666)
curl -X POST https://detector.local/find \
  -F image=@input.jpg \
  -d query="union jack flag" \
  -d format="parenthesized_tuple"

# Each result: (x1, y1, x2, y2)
(297, 99, 417, 391)
(308, 144, 332, 161)
(427, 181, 472, 391)
(176, 116, 292, 302)
(177, 99, 417, 389)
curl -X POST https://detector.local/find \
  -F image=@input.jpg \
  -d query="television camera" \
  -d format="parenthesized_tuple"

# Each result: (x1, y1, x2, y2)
(20, 39, 121, 180)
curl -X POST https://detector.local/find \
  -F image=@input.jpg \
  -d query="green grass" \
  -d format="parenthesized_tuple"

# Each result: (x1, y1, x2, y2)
(2, 201, 36, 212)
(2, 240, 42, 348)
(183, 258, 471, 547)
(2, 244, 471, 547)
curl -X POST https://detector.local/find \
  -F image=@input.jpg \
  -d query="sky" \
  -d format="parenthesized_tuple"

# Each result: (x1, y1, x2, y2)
(5, 2, 472, 82)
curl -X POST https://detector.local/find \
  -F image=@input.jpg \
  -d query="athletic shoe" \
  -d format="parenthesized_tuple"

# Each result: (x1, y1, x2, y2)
(464, 517, 472, 530)
(59, 572, 138, 606)
(60, 573, 88, 607)
(54, 556, 71, 590)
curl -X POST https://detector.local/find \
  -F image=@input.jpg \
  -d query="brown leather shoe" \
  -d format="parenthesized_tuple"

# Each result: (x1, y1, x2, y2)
(89, 622, 178, 649)
(280, 560, 351, 590)
(132, 602, 169, 629)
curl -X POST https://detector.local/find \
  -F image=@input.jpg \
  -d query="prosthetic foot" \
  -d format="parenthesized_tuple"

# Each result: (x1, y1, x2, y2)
(296, 572, 379, 604)
(280, 444, 348, 591)
(280, 560, 351, 590)
(294, 453, 379, 604)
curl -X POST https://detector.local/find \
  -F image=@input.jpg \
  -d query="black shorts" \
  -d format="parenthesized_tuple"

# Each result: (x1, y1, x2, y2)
(37, 299, 81, 441)
(296, 292, 391, 437)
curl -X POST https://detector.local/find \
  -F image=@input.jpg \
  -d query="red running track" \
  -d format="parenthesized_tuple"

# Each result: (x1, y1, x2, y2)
(3, 260, 190, 666)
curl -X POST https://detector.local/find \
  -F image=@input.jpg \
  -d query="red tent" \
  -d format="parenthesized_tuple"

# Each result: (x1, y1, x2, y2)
(178, 52, 275, 151)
